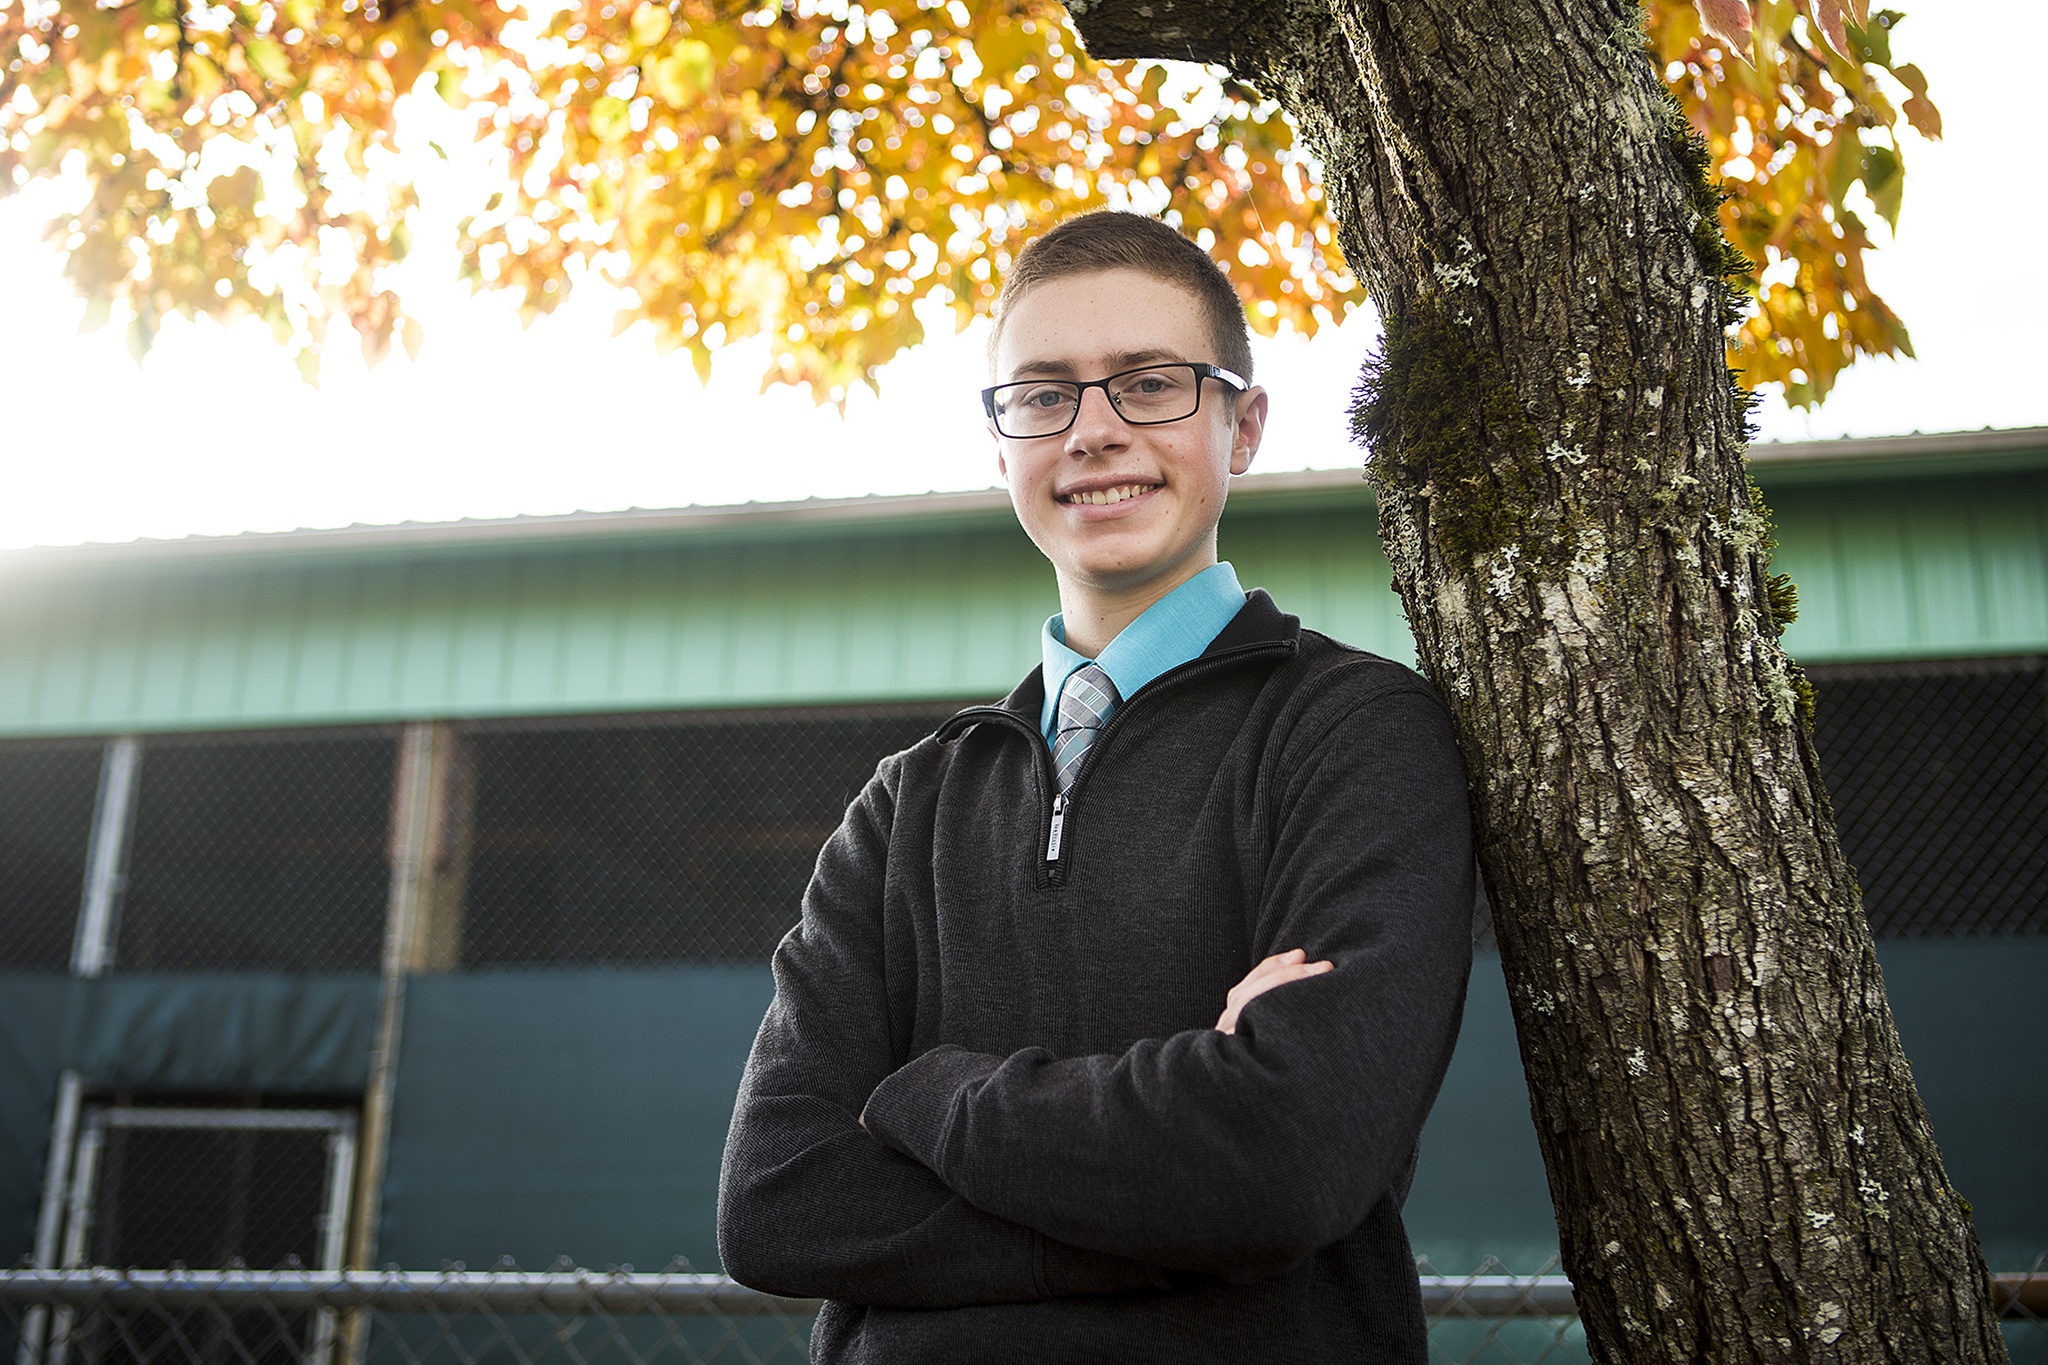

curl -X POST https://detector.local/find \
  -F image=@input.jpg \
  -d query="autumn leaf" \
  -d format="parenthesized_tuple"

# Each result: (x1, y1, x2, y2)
(1809, 0, 1853, 57)
(1, 0, 1935, 408)
(1893, 62, 1942, 137)
(1694, 0, 1753, 51)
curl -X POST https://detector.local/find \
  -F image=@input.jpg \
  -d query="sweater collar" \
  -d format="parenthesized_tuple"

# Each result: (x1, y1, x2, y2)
(986, 588, 1300, 729)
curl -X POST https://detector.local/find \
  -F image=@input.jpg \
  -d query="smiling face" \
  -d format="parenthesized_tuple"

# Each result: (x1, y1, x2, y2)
(991, 268, 1267, 651)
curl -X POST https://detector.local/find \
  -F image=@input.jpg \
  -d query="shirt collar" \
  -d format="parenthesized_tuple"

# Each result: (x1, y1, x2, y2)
(1038, 562, 1247, 742)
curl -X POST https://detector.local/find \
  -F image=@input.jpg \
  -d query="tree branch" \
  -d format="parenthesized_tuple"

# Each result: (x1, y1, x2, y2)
(1061, 0, 1276, 67)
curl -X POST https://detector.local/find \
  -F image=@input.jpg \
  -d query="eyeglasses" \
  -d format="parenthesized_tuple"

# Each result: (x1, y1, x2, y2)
(981, 363, 1248, 439)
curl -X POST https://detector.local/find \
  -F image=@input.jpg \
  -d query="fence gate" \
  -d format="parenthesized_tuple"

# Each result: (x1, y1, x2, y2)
(22, 1105, 356, 1365)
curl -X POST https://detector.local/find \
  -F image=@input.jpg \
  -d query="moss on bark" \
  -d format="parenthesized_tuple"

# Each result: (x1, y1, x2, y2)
(1349, 300, 1546, 564)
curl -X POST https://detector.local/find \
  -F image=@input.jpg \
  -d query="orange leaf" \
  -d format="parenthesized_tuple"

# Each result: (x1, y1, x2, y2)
(1893, 63, 1942, 139)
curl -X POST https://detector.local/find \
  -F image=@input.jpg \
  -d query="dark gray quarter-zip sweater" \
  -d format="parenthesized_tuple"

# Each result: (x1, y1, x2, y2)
(717, 592, 1475, 1363)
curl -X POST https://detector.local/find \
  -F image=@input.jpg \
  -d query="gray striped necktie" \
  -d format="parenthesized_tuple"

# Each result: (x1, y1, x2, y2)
(1051, 662, 1120, 794)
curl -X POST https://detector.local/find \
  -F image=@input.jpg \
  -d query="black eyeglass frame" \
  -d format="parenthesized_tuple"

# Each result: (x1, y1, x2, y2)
(980, 363, 1249, 439)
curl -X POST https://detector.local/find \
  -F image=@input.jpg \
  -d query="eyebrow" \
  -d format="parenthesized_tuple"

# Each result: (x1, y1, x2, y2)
(1004, 348, 1190, 380)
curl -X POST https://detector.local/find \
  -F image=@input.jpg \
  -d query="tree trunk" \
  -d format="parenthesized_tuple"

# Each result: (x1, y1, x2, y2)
(1065, 0, 2007, 1358)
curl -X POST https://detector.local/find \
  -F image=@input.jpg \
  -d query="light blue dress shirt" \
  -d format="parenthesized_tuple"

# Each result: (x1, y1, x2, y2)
(1038, 562, 1248, 747)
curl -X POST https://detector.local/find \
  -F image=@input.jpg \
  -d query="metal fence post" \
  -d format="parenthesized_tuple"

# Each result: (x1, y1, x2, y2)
(346, 721, 465, 1365)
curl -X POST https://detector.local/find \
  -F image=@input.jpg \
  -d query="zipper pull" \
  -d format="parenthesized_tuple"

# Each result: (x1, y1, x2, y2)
(1046, 792, 1066, 862)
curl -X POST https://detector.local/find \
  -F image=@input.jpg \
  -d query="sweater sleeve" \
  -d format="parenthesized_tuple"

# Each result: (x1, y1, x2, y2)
(716, 754, 1171, 1307)
(858, 684, 1476, 1276)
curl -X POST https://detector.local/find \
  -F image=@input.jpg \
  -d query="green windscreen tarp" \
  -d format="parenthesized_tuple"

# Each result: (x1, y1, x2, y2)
(376, 967, 773, 1273)
(0, 972, 381, 1263)
(374, 942, 2045, 1276)
(5, 942, 2040, 1277)
(1405, 937, 2048, 1272)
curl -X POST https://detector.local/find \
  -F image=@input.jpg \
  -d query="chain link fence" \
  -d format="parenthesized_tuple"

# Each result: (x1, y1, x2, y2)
(3, 1259, 2043, 1365)
(115, 733, 397, 974)
(457, 704, 968, 966)
(59, 1105, 355, 1276)
(3, 657, 2044, 972)
(0, 739, 106, 972)
(1808, 655, 2048, 937)
(3, 661, 2046, 1363)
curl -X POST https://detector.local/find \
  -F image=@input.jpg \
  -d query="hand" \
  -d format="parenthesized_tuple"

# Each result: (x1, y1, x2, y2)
(1214, 948, 1333, 1034)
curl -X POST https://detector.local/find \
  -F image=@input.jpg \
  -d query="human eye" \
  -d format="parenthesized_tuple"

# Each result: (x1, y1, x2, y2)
(995, 382, 1066, 415)
(1113, 367, 1191, 408)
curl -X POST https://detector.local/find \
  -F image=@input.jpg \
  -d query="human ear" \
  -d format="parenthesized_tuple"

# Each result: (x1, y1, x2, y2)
(1230, 386, 1270, 476)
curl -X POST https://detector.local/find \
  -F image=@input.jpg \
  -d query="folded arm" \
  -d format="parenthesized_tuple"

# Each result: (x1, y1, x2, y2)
(716, 756, 1168, 1307)
(859, 686, 1475, 1275)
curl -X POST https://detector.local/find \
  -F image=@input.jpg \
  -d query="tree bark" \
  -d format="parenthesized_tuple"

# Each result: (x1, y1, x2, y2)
(1065, 0, 2008, 1359)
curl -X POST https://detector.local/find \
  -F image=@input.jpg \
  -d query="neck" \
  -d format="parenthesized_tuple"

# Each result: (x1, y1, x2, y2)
(1057, 561, 1211, 657)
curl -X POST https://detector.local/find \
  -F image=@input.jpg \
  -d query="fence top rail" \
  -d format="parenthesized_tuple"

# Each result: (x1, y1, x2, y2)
(0, 1268, 1578, 1316)
(0, 1269, 820, 1316)
(2, 1267, 2039, 1319)
(91, 1107, 357, 1133)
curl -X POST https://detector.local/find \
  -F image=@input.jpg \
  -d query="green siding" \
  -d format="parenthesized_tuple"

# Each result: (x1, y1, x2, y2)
(0, 525, 1059, 735)
(2, 464, 2044, 737)
(1770, 470, 2048, 661)
(1225, 504, 1410, 657)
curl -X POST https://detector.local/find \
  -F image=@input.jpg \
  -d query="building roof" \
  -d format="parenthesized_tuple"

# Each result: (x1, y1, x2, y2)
(7, 426, 2043, 572)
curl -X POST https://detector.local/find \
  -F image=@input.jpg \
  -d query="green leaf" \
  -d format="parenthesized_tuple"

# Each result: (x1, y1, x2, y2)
(1862, 144, 1902, 227)
(245, 37, 291, 85)
(589, 95, 631, 143)
(1844, 14, 1891, 65)
(1824, 135, 1859, 209)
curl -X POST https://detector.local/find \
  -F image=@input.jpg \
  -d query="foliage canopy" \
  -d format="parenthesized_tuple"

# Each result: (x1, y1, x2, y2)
(1, 0, 1937, 404)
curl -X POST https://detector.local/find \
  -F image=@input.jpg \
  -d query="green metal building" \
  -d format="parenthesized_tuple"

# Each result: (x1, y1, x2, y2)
(2, 426, 2043, 1286)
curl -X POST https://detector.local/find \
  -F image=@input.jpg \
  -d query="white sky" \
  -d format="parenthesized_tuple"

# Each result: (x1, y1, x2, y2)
(1, 0, 2039, 552)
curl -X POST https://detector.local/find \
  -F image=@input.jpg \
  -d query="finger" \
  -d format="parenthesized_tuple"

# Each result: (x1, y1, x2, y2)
(1237, 949, 1309, 990)
(1240, 952, 1327, 992)
(1222, 959, 1335, 1022)
(1218, 969, 1328, 1035)
(1250, 960, 1332, 992)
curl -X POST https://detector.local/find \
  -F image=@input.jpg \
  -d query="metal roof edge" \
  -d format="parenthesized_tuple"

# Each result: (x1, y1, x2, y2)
(0, 486, 1020, 573)
(3, 427, 2039, 573)
(1747, 424, 2048, 483)
(0, 467, 1376, 574)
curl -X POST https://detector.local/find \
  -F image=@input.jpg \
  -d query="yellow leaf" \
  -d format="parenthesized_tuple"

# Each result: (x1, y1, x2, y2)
(648, 40, 714, 107)
(631, 3, 671, 47)
(208, 166, 260, 213)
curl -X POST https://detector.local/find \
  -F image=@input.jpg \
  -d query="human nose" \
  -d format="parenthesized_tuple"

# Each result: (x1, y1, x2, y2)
(1064, 381, 1129, 455)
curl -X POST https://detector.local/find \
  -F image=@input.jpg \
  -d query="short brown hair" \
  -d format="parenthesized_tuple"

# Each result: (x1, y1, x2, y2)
(991, 212, 1254, 381)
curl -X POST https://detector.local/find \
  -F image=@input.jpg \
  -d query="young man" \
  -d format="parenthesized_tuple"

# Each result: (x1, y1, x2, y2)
(718, 212, 1474, 1362)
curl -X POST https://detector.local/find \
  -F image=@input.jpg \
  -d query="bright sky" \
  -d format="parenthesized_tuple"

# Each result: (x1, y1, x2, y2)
(1, 0, 2039, 552)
